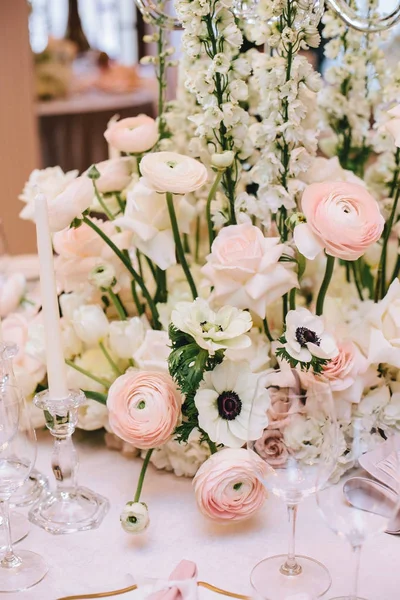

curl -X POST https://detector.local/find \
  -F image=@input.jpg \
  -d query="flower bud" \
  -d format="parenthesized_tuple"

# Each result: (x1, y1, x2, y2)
(88, 263, 116, 290)
(286, 212, 307, 232)
(303, 25, 321, 48)
(211, 151, 235, 170)
(140, 56, 156, 65)
(87, 165, 100, 180)
(143, 33, 159, 43)
(120, 501, 150, 534)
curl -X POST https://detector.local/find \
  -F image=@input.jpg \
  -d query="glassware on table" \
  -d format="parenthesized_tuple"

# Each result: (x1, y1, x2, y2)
(0, 380, 48, 592)
(247, 371, 339, 600)
(29, 388, 109, 535)
(0, 342, 48, 551)
(316, 419, 400, 600)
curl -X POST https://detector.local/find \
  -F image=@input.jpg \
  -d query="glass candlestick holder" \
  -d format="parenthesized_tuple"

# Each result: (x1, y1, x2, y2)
(28, 389, 109, 535)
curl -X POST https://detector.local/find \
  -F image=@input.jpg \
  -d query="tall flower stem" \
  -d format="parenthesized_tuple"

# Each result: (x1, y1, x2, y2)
(166, 192, 198, 299)
(134, 449, 154, 503)
(108, 288, 127, 320)
(83, 216, 161, 329)
(99, 341, 122, 377)
(206, 170, 223, 251)
(92, 180, 115, 221)
(65, 359, 111, 389)
(316, 254, 335, 316)
(375, 182, 400, 301)
(263, 317, 274, 343)
(280, 504, 301, 577)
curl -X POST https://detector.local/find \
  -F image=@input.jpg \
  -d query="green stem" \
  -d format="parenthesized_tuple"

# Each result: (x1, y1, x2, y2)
(92, 180, 115, 221)
(351, 262, 363, 301)
(263, 317, 274, 343)
(108, 288, 127, 320)
(134, 449, 154, 503)
(166, 192, 198, 299)
(206, 170, 223, 251)
(115, 192, 125, 214)
(316, 254, 335, 316)
(375, 183, 400, 301)
(289, 287, 296, 310)
(390, 251, 400, 283)
(154, 267, 167, 304)
(195, 216, 201, 263)
(65, 359, 110, 389)
(99, 341, 122, 376)
(131, 281, 144, 315)
(83, 216, 160, 328)
(282, 293, 288, 322)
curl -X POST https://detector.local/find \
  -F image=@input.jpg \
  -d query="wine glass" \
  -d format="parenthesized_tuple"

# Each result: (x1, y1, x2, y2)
(316, 419, 400, 600)
(247, 370, 339, 600)
(0, 380, 48, 592)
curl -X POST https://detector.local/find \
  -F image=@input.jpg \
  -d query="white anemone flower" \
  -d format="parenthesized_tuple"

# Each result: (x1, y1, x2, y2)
(284, 308, 338, 363)
(194, 360, 270, 448)
(171, 298, 252, 355)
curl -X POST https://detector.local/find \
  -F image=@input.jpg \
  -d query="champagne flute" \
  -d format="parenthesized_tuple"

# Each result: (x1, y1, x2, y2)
(316, 419, 400, 600)
(247, 371, 339, 600)
(0, 380, 48, 592)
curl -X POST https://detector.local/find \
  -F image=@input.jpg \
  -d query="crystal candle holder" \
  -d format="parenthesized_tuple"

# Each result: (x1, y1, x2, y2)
(28, 389, 109, 535)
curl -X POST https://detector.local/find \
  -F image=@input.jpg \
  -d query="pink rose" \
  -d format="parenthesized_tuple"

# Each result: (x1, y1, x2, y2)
(193, 448, 267, 522)
(294, 182, 384, 261)
(104, 115, 159, 154)
(254, 429, 288, 467)
(0, 273, 26, 317)
(47, 176, 94, 232)
(107, 370, 181, 449)
(202, 224, 298, 319)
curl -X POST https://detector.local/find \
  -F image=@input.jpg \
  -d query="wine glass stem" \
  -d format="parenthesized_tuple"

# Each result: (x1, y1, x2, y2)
(0, 499, 21, 568)
(280, 503, 302, 576)
(52, 435, 78, 493)
(350, 544, 362, 600)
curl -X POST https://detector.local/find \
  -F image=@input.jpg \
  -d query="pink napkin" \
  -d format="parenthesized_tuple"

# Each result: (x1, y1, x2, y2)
(146, 560, 198, 600)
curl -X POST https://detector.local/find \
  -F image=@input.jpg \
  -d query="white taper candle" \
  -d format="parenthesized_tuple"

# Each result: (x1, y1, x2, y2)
(35, 193, 69, 400)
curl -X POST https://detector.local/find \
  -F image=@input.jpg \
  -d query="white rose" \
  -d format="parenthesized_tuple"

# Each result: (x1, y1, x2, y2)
(140, 151, 208, 194)
(108, 317, 147, 359)
(72, 305, 109, 346)
(133, 330, 170, 372)
(0, 273, 26, 317)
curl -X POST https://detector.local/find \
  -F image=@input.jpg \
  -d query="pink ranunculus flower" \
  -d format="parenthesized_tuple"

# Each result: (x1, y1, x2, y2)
(193, 448, 267, 522)
(86, 157, 133, 194)
(201, 224, 298, 320)
(140, 152, 208, 194)
(104, 115, 159, 154)
(53, 219, 114, 259)
(107, 370, 182, 450)
(294, 182, 384, 261)
(47, 175, 94, 232)
(0, 273, 26, 317)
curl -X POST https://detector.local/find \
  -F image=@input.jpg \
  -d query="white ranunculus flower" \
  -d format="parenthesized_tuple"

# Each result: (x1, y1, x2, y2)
(108, 317, 147, 360)
(72, 305, 109, 346)
(120, 501, 149, 534)
(19, 166, 78, 221)
(88, 263, 116, 290)
(133, 329, 170, 372)
(171, 298, 253, 355)
(0, 273, 26, 317)
(211, 151, 235, 169)
(46, 175, 94, 232)
(140, 151, 208, 194)
(195, 360, 270, 448)
(366, 279, 400, 368)
(114, 178, 195, 270)
(284, 308, 338, 363)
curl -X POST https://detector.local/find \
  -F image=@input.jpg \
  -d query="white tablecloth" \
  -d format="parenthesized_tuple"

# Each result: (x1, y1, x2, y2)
(5, 430, 400, 600)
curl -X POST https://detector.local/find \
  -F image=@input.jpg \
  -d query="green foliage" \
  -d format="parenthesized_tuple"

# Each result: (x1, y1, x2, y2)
(168, 324, 224, 443)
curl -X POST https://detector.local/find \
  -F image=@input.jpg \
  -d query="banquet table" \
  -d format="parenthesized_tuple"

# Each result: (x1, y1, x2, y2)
(5, 430, 400, 600)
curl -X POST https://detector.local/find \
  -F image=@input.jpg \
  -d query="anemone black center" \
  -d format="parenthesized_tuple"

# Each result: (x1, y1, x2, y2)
(217, 391, 242, 421)
(295, 327, 320, 347)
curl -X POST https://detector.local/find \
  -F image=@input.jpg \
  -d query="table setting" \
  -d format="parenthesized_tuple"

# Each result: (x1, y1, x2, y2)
(2, 0, 400, 598)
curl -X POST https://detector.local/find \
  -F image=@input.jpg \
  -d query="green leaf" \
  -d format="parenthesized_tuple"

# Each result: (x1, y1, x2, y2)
(83, 390, 108, 405)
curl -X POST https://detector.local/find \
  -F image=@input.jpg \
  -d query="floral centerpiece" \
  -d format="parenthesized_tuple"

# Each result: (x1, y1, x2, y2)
(3, 0, 400, 531)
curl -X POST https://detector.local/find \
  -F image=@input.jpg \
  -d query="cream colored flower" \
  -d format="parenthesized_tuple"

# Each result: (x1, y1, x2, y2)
(140, 151, 208, 194)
